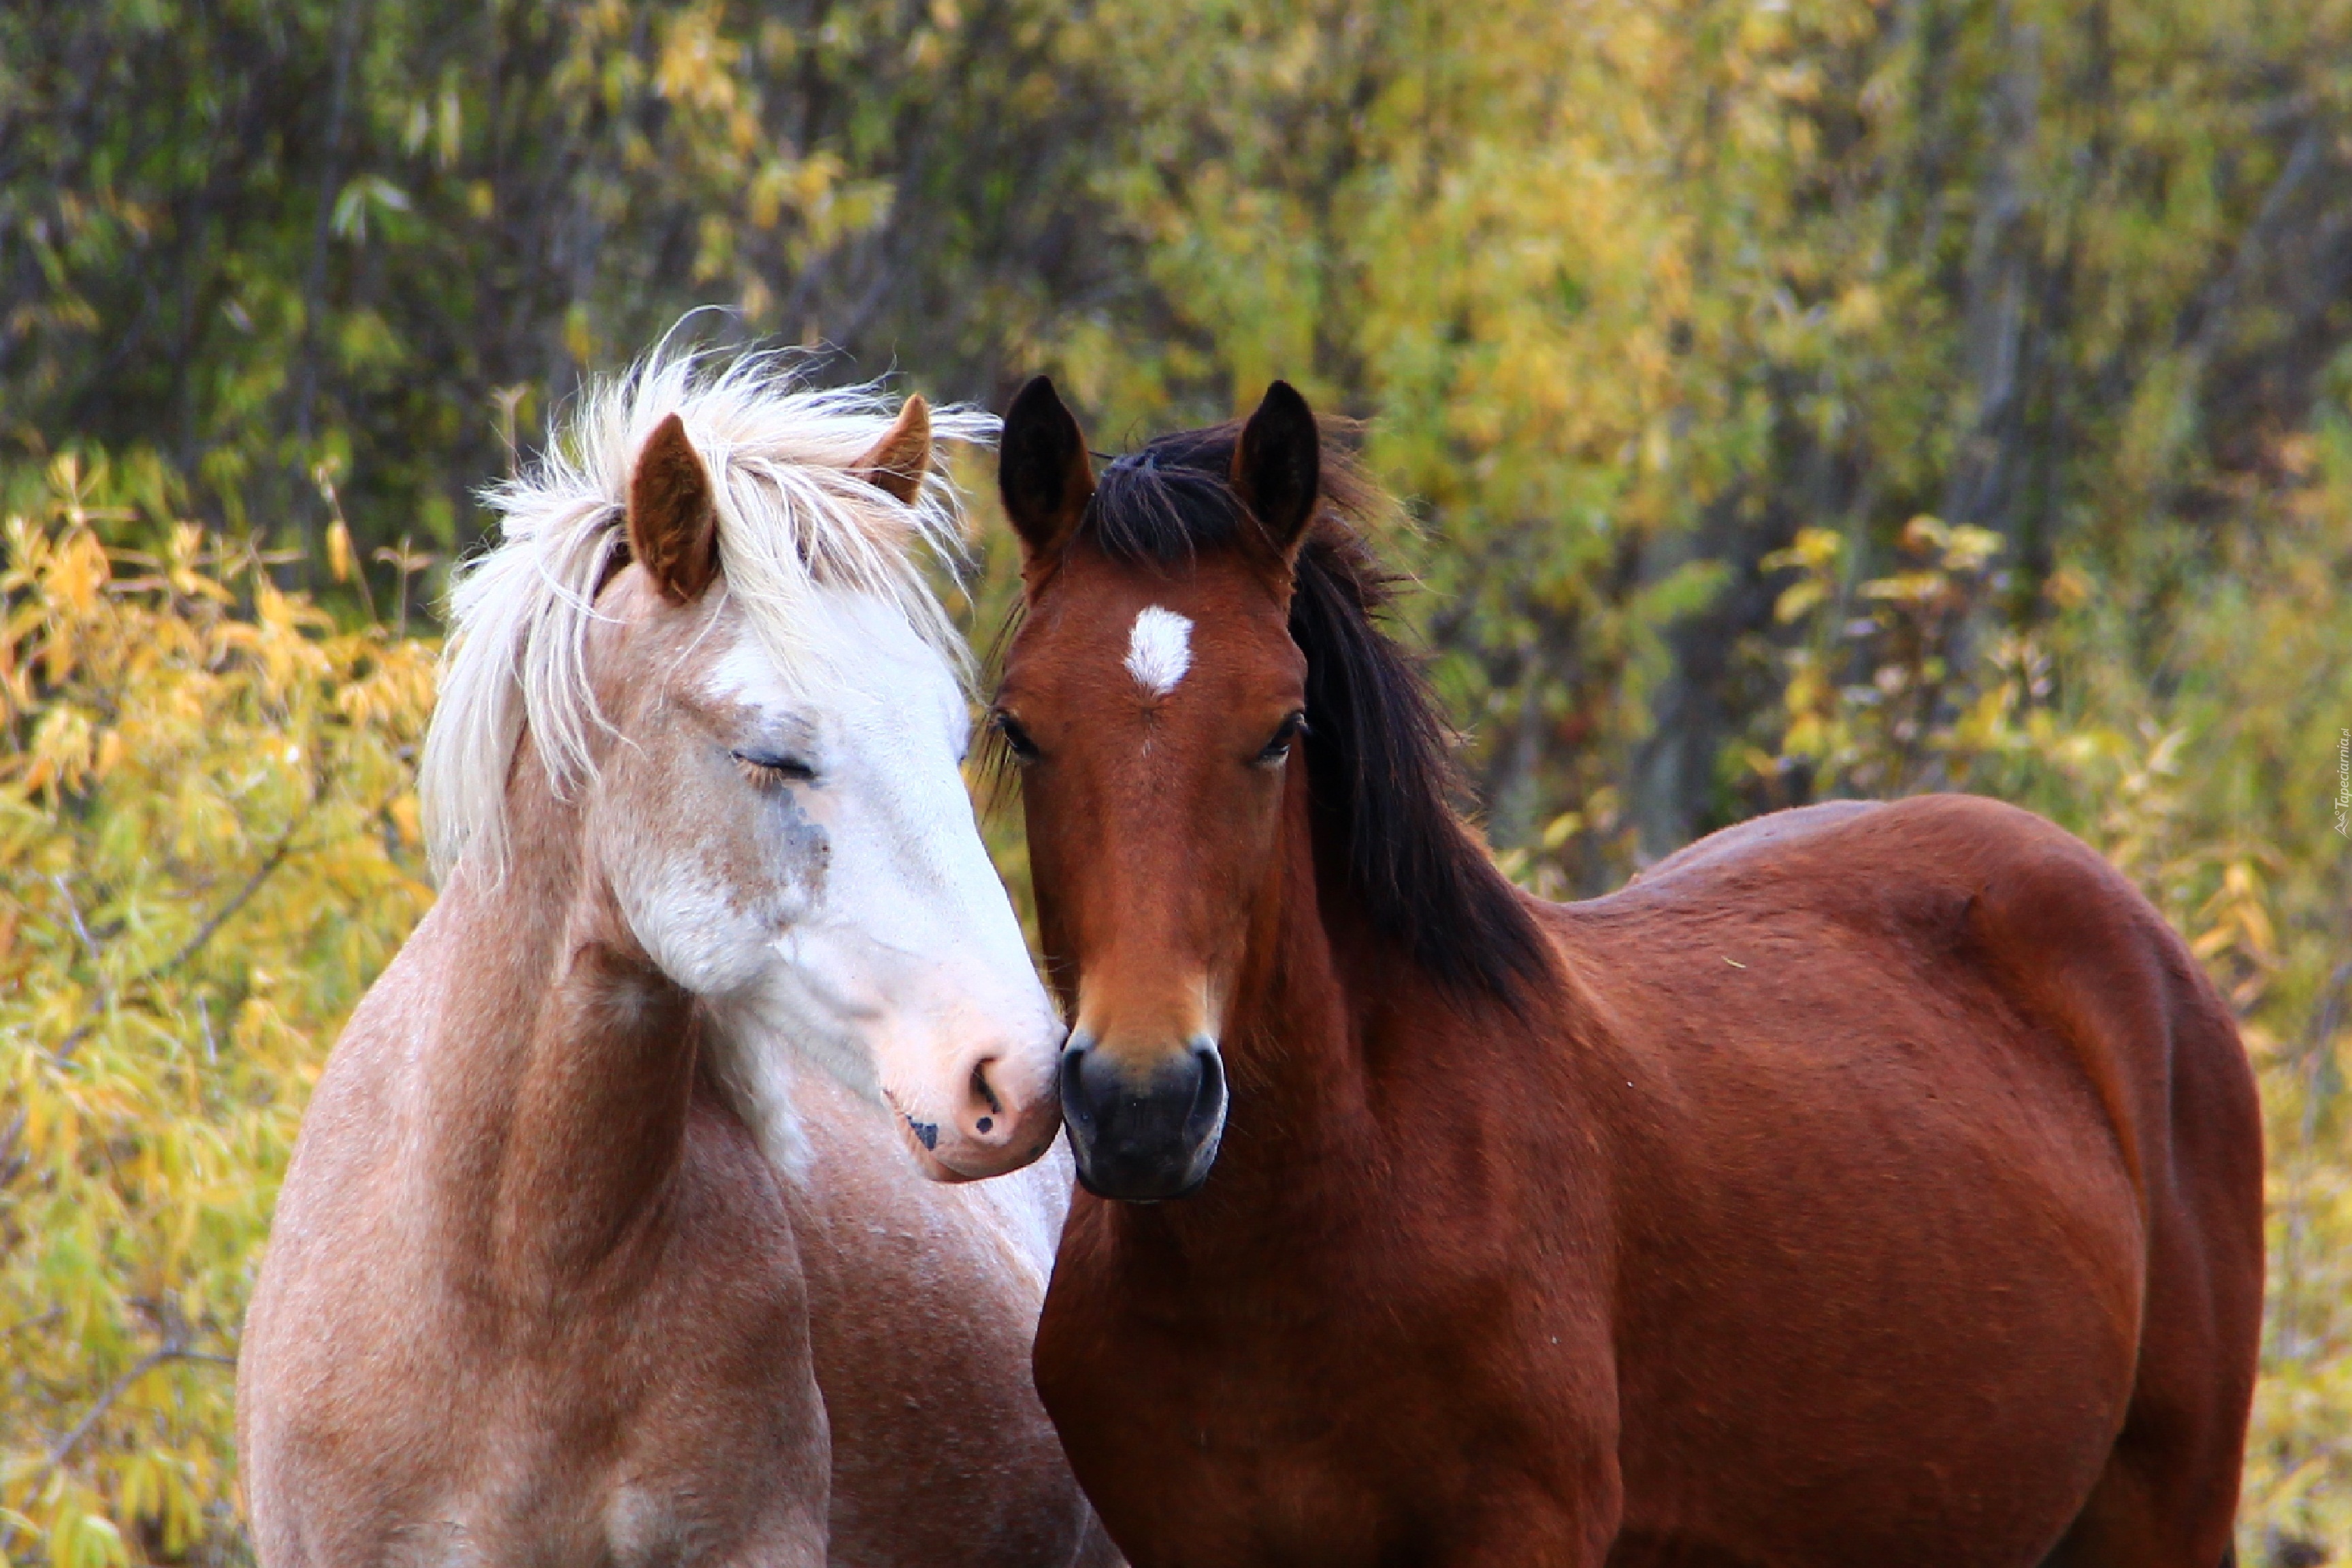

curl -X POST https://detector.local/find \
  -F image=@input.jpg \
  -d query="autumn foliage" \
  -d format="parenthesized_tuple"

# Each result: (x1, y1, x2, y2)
(2, 466, 434, 1564)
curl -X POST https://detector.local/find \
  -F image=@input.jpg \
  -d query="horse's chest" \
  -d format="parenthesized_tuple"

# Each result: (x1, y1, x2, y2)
(1041, 1286, 1535, 1567)
(1088, 1403, 1409, 1568)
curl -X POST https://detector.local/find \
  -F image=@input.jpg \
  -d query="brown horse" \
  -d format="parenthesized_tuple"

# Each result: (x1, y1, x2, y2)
(239, 354, 1116, 1566)
(989, 377, 2264, 1567)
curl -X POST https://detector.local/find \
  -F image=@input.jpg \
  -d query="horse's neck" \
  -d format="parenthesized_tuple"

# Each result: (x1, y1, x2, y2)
(1170, 804, 1574, 1243)
(1178, 817, 1401, 1215)
(404, 799, 704, 1294)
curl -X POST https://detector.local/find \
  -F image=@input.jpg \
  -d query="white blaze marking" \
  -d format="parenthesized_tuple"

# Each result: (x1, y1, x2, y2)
(1125, 606, 1193, 697)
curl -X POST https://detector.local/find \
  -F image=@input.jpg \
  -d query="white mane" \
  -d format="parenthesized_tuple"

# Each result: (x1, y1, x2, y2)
(420, 348, 996, 879)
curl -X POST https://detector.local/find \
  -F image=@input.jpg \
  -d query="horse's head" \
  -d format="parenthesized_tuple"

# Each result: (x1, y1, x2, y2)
(990, 379, 1327, 1200)
(604, 406, 1066, 1179)
(431, 377, 1064, 1181)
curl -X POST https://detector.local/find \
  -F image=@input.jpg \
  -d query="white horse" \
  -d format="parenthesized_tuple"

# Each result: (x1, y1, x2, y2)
(238, 352, 1114, 1566)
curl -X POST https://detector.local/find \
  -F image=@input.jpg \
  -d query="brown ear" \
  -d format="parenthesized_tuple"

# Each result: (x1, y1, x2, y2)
(1231, 380, 1320, 564)
(628, 413, 721, 605)
(855, 393, 932, 504)
(998, 376, 1094, 574)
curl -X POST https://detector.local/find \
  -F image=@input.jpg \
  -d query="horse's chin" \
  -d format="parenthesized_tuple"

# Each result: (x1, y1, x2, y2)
(1068, 1139, 1220, 1203)
(897, 1124, 975, 1183)
(886, 1096, 1062, 1183)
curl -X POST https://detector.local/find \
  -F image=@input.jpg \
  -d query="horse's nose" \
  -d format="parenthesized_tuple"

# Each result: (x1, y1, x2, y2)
(1060, 1033, 1226, 1201)
(912, 1035, 1065, 1182)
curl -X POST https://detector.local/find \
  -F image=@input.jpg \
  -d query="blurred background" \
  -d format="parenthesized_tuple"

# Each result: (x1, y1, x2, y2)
(3, 0, 2349, 1561)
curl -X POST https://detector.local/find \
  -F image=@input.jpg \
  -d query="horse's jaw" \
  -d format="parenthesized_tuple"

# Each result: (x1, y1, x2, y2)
(698, 966, 879, 1188)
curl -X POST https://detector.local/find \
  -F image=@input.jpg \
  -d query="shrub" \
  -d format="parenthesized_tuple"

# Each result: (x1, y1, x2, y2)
(1, 459, 435, 1565)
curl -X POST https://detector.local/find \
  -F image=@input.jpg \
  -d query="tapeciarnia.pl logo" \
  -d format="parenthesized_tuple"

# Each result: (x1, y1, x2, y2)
(2337, 728, 2350, 838)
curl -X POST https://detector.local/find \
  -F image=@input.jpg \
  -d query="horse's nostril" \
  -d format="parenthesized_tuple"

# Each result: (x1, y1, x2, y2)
(1058, 1043, 1107, 1146)
(962, 1056, 1018, 1143)
(1183, 1043, 1226, 1146)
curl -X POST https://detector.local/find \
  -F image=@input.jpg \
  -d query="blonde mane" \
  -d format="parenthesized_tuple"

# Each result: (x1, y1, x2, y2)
(421, 348, 996, 879)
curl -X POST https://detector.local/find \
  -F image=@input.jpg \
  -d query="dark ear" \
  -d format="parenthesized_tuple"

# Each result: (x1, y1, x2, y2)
(998, 376, 1094, 570)
(854, 393, 932, 504)
(628, 413, 721, 604)
(1231, 380, 1320, 561)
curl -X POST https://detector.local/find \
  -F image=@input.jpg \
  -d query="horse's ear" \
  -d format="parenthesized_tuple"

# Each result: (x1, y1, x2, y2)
(1232, 380, 1320, 563)
(855, 393, 931, 504)
(998, 376, 1094, 570)
(628, 413, 721, 604)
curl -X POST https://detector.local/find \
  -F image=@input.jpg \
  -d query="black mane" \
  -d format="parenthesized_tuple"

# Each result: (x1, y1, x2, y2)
(1070, 422, 1554, 1007)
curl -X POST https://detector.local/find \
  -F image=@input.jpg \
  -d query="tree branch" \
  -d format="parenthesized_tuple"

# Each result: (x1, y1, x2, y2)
(154, 796, 317, 980)
(45, 777, 331, 1068)
(40, 1343, 176, 1475)
(0, 1335, 233, 1553)
(46, 872, 117, 1066)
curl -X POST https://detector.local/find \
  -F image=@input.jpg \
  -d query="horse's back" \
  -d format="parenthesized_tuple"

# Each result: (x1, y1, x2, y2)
(1558, 794, 2259, 1567)
(1590, 794, 2253, 1173)
(1595, 794, 2258, 1198)
(1626, 796, 1882, 885)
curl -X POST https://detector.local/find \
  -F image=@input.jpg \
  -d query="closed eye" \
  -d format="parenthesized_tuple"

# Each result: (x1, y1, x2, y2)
(991, 708, 1041, 764)
(1257, 710, 1307, 766)
(733, 749, 817, 787)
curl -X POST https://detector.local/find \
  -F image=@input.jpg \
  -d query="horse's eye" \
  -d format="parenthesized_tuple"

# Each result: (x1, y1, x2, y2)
(992, 709, 1041, 764)
(1257, 710, 1307, 767)
(733, 749, 817, 787)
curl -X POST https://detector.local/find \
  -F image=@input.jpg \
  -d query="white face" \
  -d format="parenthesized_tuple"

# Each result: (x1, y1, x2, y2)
(592, 583, 1064, 1181)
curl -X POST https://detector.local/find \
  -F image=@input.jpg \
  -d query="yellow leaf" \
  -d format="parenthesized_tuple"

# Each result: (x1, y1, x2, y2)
(1774, 578, 1827, 624)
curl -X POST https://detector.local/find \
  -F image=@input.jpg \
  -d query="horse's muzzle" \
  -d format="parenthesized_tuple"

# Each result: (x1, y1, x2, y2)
(1059, 1033, 1226, 1201)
